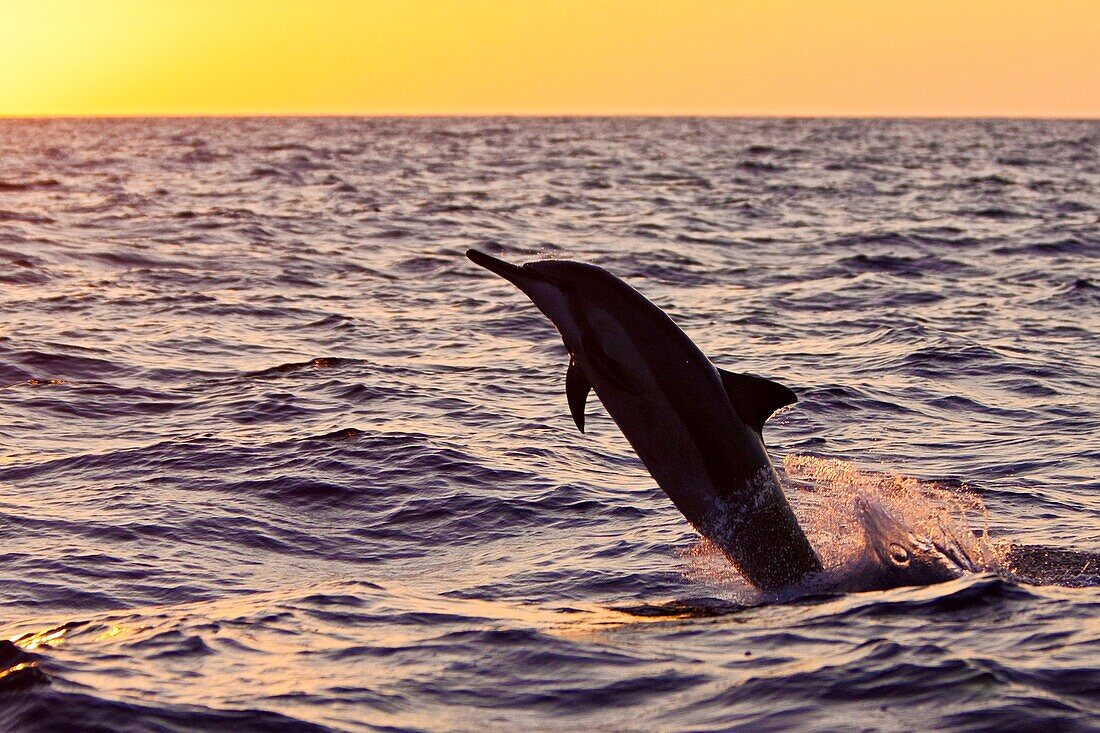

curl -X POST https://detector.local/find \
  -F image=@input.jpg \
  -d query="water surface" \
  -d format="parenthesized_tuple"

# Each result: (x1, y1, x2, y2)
(0, 118, 1097, 731)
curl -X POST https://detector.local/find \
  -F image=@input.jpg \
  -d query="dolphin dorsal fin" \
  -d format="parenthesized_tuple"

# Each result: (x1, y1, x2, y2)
(717, 368, 797, 434)
(566, 356, 591, 433)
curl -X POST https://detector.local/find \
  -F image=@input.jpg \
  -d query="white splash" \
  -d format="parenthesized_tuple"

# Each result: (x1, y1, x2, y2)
(682, 454, 1009, 601)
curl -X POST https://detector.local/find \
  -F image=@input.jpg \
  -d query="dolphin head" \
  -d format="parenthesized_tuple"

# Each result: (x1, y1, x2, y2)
(466, 249, 623, 353)
(467, 247, 673, 432)
(854, 496, 974, 590)
(466, 249, 611, 296)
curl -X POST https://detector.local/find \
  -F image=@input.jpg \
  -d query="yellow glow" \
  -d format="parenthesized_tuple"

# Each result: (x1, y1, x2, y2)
(0, 0, 1098, 117)
(12, 624, 70, 650)
(0, 662, 40, 682)
(94, 625, 126, 642)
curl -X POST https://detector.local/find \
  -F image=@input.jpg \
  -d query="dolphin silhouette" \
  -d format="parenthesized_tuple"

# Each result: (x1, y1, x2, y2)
(467, 249, 823, 592)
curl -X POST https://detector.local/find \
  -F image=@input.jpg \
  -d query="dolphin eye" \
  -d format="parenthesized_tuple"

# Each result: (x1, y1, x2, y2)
(888, 543, 911, 566)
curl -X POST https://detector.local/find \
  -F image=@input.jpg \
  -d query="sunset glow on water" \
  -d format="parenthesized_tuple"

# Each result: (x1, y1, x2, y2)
(0, 117, 1096, 730)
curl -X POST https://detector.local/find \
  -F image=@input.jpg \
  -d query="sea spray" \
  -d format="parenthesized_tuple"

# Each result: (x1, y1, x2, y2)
(682, 456, 1009, 600)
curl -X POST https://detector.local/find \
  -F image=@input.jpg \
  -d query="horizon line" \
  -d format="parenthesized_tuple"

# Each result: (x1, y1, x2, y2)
(2, 112, 1098, 122)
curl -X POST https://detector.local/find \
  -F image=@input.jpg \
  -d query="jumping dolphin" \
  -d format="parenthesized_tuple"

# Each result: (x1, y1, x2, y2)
(467, 249, 823, 592)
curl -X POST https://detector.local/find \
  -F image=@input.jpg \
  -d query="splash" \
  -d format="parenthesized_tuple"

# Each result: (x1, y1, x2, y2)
(683, 455, 1009, 600)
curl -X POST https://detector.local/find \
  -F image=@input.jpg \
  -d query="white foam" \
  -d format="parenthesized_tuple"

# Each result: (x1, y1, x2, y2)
(681, 455, 1009, 601)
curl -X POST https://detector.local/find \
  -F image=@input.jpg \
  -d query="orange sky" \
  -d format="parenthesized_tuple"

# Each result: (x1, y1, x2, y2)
(1, 0, 1098, 117)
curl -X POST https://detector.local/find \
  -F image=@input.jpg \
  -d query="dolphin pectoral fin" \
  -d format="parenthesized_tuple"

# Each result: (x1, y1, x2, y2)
(565, 356, 591, 433)
(717, 368, 798, 434)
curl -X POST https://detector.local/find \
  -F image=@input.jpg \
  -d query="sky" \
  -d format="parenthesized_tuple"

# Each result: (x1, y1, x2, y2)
(1, 0, 1098, 118)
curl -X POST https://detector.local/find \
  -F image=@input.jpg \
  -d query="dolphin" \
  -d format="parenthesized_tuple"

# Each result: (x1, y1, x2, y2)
(843, 496, 975, 592)
(467, 249, 823, 592)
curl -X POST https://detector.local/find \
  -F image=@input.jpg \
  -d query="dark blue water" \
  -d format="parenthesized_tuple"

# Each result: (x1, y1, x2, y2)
(0, 118, 1097, 731)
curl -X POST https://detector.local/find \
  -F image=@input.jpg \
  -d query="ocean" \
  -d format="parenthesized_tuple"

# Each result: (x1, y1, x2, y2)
(0, 117, 1097, 731)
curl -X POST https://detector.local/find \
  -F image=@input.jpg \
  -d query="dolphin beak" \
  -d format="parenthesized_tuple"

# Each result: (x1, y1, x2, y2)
(464, 249, 528, 286)
(466, 249, 538, 288)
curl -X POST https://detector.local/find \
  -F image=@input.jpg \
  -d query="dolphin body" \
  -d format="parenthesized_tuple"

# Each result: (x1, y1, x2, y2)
(467, 249, 823, 592)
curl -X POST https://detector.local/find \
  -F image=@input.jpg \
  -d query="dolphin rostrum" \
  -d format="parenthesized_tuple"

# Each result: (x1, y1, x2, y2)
(467, 249, 823, 592)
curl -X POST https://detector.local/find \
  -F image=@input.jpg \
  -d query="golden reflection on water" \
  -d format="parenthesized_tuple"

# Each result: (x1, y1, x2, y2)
(12, 623, 72, 651)
(0, 661, 40, 684)
(94, 624, 127, 642)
